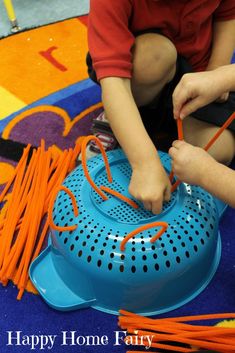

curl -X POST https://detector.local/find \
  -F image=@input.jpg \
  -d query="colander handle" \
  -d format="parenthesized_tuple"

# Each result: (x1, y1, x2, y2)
(81, 135, 113, 200)
(120, 221, 168, 251)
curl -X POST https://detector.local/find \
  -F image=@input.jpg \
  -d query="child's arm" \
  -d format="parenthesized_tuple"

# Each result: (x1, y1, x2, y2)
(207, 20, 235, 71)
(173, 64, 235, 119)
(169, 140, 235, 208)
(100, 77, 172, 214)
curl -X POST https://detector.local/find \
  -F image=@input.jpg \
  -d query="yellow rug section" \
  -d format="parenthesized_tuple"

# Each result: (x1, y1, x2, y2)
(0, 86, 26, 119)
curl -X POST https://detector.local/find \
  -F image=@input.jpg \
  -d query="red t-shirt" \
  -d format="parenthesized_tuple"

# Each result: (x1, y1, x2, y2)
(88, 0, 235, 80)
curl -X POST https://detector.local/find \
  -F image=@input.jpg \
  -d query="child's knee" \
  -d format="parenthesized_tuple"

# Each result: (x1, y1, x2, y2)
(184, 117, 235, 165)
(132, 33, 177, 84)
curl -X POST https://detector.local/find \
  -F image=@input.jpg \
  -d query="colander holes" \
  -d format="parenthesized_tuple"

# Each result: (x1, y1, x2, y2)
(59, 232, 62, 237)
(114, 239, 118, 243)
(132, 247, 136, 252)
(97, 234, 101, 238)
(190, 225, 194, 229)
(78, 250, 82, 257)
(181, 242, 185, 248)
(176, 256, 181, 264)
(82, 241, 86, 246)
(110, 253, 114, 258)
(91, 246, 95, 251)
(151, 245, 156, 250)
(173, 247, 177, 252)
(112, 245, 116, 250)
(210, 224, 214, 230)
(69, 231, 73, 235)
(194, 245, 198, 252)
(169, 240, 173, 244)
(142, 247, 146, 252)
(195, 231, 199, 235)
(160, 243, 165, 248)
(64, 238, 68, 244)
(103, 243, 107, 247)
(200, 224, 205, 229)
(132, 241, 136, 245)
(61, 216, 65, 221)
(105, 237, 109, 240)
(90, 230, 94, 233)
(153, 253, 157, 259)
(166, 261, 171, 268)
(70, 244, 74, 251)
(131, 266, 136, 273)
(87, 235, 90, 239)
(184, 230, 188, 235)
(200, 239, 205, 245)
(155, 263, 160, 271)
(100, 250, 104, 255)
(79, 230, 84, 234)
(87, 256, 92, 263)
(141, 240, 145, 245)
(132, 255, 136, 261)
(143, 265, 148, 273)
(142, 255, 147, 261)
(120, 265, 124, 272)
(189, 237, 193, 242)
(94, 239, 98, 243)
(121, 254, 125, 260)
(206, 231, 210, 238)
(163, 250, 168, 256)
(97, 260, 102, 267)
(108, 263, 112, 270)
(185, 251, 190, 258)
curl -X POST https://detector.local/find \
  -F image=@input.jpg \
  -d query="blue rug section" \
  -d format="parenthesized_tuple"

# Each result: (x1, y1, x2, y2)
(0, 0, 89, 38)
(0, 78, 101, 133)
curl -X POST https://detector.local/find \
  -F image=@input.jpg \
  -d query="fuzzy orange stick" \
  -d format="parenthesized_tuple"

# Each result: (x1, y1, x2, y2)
(120, 222, 168, 251)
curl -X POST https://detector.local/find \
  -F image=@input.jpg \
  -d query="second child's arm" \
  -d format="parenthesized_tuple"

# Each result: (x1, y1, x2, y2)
(173, 64, 235, 120)
(100, 77, 171, 214)
(169, 141, 235, 208)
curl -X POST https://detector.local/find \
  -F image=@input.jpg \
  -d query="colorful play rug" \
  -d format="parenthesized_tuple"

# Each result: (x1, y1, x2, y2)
(0, 16, 235, 353)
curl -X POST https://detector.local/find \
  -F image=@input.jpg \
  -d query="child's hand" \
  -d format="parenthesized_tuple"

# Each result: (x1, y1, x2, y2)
(128, 161, 171, 214)
(169, 140, 216, 186)
(172, 71, 227, 120)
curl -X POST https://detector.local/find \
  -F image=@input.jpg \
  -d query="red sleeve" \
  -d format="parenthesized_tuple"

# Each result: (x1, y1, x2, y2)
(88, 0, 135, 80)
(214, 0, 235, 21)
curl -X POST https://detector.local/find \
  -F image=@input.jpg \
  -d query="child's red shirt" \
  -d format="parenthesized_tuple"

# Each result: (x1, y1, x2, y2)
(88, 0, 235, 80)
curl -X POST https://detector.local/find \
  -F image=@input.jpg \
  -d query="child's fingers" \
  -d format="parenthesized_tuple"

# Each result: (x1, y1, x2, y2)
(151, 199, 163, 215)
(172, 140, 185, 149)
(143, 201, 151, 212)
(164, 184, 171, 203)
(168, 146, 177, 158)
(179, 96, 205, 119)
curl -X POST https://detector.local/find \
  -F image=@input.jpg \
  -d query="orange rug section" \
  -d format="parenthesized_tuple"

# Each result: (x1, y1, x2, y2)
(0, 17, 88, 111)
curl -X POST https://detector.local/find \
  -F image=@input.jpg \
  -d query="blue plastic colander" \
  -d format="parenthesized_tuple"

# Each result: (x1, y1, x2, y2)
(30, 149, 226, 315)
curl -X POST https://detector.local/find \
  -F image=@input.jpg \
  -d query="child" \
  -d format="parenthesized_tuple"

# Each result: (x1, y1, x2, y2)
(87, 0, 235, 214)
(169, 64, 235, 208)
